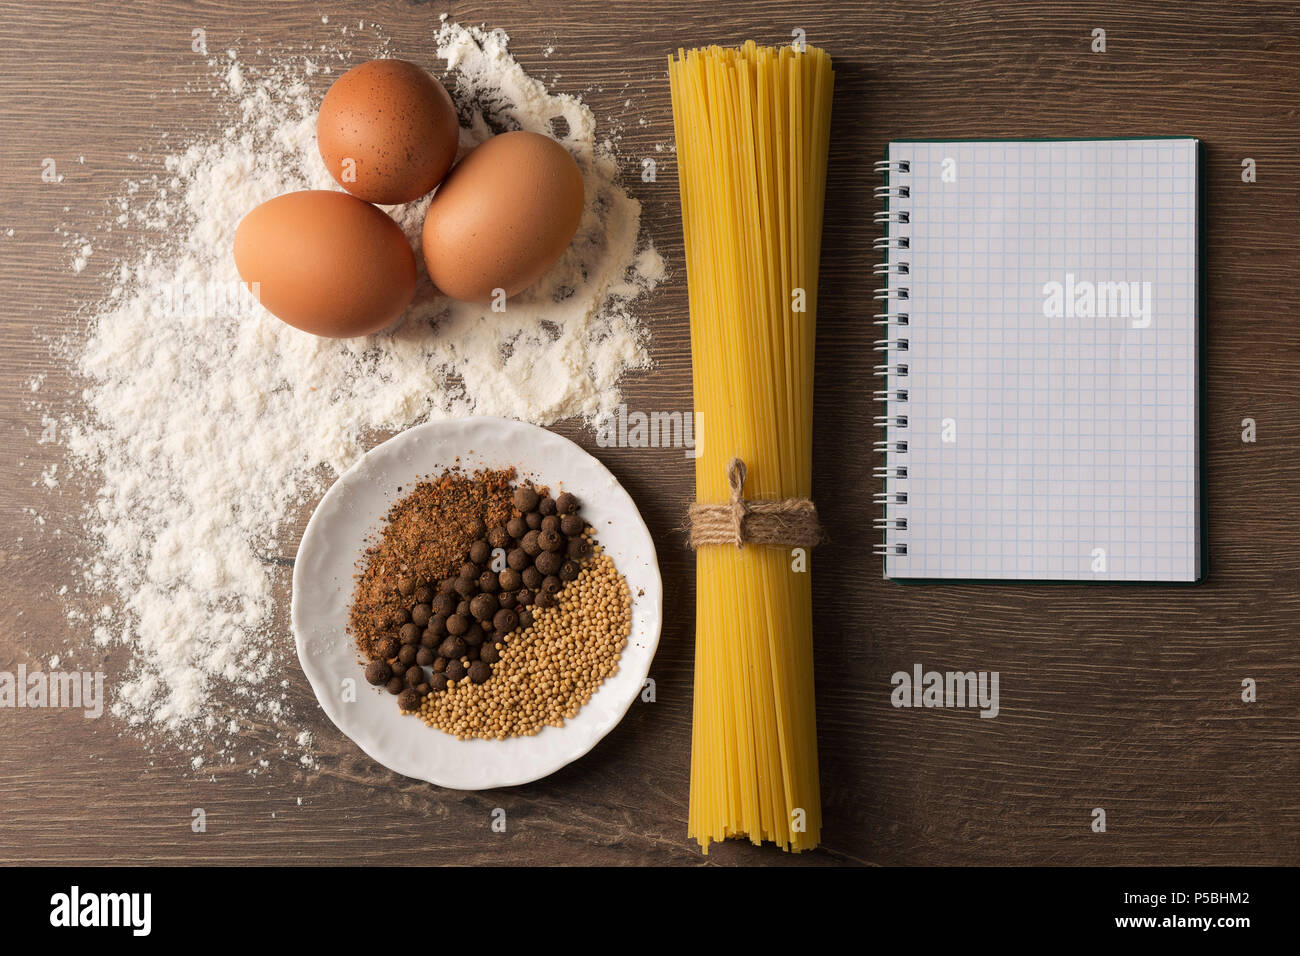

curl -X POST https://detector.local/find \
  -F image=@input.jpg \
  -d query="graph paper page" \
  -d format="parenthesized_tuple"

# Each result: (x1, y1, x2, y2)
(882, 139, 1201, 581)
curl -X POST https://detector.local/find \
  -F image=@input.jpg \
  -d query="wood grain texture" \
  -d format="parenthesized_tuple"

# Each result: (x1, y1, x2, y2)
(1, 0, 1298, 866)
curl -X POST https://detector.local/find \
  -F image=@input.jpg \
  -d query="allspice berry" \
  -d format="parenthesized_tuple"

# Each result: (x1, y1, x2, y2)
(445, 613, 469, 636)
(364, 660, 392, 685)
(538, 529, 563, 553)
(439, 635, 467, 659)
(567, 536, 592, 561)
(445, 660, 467, 682)
(493, 607, 518, 633)
(513, 486, 540, 512)
(400, 622, 421, 645)
(469, 539, 491, 565)
(398, 688, 423, 711)
(375, 636, 400, 660)
(385, 676, 405, 695)
(535, 550, 562, 576)
(470, 592, 499, 621)
(506, 516, 529, 539)
(560, 514, 584, 537)
(556, 491, 578, 514)
(538, 496, 557, 516)
(468, 661, 491, 684)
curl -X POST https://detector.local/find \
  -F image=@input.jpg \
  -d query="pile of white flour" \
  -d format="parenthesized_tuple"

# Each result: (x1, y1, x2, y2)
(56, 21, 663, 756)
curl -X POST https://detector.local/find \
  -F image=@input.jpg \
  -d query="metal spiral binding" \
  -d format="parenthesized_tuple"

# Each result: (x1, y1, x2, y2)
(873, 156, 910, 559)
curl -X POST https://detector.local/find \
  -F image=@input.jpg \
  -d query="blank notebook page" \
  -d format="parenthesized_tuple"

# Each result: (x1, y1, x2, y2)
(881, 138, 1201, 582)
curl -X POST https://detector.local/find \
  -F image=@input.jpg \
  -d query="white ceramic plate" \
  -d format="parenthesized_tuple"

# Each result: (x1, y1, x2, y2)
(292, 416, 662, 789)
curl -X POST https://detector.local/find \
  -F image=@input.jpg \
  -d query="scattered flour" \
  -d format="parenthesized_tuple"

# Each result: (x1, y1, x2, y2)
(56, 21, 663, 755)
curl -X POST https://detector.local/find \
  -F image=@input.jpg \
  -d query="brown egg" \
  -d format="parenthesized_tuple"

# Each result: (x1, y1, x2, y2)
(233, 190, 416, 338)
(421, 131, 585, 304)
(317, 58, 460, 205)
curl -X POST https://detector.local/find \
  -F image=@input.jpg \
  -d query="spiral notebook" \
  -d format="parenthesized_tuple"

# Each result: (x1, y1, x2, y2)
(875, 138, 1203, 582)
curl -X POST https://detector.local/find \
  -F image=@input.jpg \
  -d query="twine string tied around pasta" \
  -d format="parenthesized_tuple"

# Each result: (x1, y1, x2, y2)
(688, 457, 824, 550)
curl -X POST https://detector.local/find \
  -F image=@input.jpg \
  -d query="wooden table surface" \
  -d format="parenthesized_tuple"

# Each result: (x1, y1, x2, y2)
(2, 0, 1298, 866)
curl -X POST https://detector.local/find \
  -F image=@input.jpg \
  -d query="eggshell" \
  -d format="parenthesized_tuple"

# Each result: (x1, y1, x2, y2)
(233, 190, 416, 338)
(421, 131, 585, 304)
(317, 58, 460, 205)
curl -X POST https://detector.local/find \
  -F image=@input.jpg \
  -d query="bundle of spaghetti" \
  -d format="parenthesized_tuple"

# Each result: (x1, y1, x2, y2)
(669, 42, 833, 853)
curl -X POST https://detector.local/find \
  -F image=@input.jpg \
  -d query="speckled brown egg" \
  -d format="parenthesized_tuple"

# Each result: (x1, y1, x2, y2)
(233, 190, 416, 338)
(317, 58, 460, 205)
(421, 131, 585, 304)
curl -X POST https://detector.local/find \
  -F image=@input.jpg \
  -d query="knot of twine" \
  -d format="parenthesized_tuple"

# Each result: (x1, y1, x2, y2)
(687, 457, 824, 550)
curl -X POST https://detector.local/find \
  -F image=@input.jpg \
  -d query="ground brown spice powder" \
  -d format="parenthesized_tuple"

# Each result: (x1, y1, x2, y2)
(348, 466, 516, 658)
